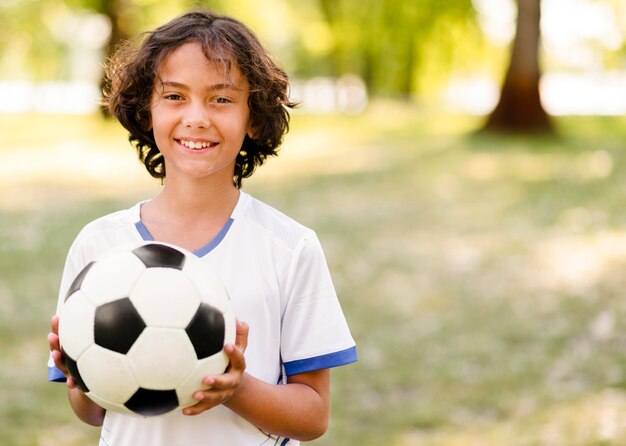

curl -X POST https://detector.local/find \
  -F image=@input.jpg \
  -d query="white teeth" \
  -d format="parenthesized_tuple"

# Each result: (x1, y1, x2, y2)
(180, 140, 212, 149)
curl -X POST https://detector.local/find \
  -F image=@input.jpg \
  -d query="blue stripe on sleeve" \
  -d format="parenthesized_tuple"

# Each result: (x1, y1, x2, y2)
(283, 346, 357, 376)
(48, 366, 66, 382)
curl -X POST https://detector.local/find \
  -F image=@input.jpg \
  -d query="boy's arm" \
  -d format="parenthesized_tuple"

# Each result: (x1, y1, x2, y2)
(49, 316, 106, 426)
(226, 369, 330, 441)
(67, 386, 106, 426)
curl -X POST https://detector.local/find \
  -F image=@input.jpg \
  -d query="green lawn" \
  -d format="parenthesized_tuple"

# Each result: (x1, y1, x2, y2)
(2, 105, 626, 445)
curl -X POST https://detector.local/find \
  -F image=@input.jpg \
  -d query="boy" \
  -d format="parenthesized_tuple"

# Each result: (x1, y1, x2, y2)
(47, 9, 357, 446)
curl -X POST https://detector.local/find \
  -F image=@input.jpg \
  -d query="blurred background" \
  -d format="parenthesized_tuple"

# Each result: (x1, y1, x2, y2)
(2, 0, 626, 444)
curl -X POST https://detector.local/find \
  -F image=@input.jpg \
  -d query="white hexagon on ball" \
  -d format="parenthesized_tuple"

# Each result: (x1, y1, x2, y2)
(130, 268, 200, 328)
(81, 253, 147, 306)
(78, 344, 139, 404)
(127, 327, 198, 389)
(58, 291, 95, 360)
(86, 391, 133, 415)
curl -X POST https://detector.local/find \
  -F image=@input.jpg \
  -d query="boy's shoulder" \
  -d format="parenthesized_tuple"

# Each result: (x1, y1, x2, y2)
(79, 204, 139, 236)
(70, 203, 141, 253)
(237, 193, 314, 250)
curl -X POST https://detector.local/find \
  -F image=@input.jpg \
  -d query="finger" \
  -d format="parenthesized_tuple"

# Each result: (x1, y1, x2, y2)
(50, 315, 59, 335)
(202, 364, 243, 391)
(183, 403, 209, 416)
(51, 349, 68, 375)
(203, 375, 238, 391)
(183, 404, 203, 416)
(234, 320, 249, 352)
(224, 343, 246, 372)
(66, 375, 77, 390)
(213, 344, 244, 380)
(51, 349, 62, 365)
(48, 332, 60, 352)
(182, 397, 222, 416)
(191, 389, 228, 404)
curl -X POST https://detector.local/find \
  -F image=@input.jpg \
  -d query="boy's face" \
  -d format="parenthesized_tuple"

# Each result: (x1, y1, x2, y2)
(150, 42, 253, 185)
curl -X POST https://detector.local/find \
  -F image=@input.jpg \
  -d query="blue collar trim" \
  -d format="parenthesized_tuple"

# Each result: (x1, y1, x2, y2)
(134, 218, 234, 258)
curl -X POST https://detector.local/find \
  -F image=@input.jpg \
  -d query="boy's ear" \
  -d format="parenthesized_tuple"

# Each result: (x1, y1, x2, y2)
(246, 124, 256, 140)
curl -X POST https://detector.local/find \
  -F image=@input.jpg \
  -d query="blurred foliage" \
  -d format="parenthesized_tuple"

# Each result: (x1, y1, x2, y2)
(0, 0, 68, 80)
(315, 0, 480, 97)
(2, 0, 625, 99)
(0, 0, 191, 80)
(604, 0, 626, 69)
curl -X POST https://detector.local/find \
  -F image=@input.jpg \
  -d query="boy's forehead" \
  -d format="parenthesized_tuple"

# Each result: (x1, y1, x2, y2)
(156, 43, 245, 86)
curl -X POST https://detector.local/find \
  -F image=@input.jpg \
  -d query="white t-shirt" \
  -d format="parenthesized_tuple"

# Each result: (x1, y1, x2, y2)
(48, 191, 357, 446)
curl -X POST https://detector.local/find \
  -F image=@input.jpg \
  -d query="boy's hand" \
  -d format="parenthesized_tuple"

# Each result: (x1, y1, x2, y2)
(183, 319, 249, 416)
(47, 315, 78, 390)
(50, 318, 105, 426)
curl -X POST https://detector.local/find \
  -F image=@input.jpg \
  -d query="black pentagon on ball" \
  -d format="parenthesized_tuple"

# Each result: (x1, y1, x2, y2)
(64, 261, 95, 301)
(186, 302, 225, 359)
(124, 388, 179, 416)
(63, 350, 89, 393)
(94, 298, 146, 354)
(132, 243, 186, 270)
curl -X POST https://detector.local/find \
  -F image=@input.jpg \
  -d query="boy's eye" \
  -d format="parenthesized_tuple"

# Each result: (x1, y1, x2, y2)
(215, 97, 231, 104)
(165, 93, 183, 101)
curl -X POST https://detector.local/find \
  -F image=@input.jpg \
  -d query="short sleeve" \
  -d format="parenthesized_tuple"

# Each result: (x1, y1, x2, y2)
(280, 233, 357, 376)
(48, 252, 76, 382)
(47, 241, 87, 382)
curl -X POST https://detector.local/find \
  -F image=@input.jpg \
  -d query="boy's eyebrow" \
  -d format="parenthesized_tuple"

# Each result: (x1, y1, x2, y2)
(160, 80, 244, 92)
(160, 81, 188, 90)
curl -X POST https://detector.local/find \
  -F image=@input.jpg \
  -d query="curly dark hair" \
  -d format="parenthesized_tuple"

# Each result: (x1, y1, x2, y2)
(102, 9, 296, 187)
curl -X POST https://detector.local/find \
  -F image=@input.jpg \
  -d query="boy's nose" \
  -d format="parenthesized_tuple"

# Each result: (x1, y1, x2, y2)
(182, 104, 210, 128)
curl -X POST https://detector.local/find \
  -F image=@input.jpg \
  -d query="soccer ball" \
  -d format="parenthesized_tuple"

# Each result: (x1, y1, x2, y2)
(58, 241, 236, 417)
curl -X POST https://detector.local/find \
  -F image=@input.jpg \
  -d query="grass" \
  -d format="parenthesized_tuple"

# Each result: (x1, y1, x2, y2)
(2, 104, 626, 445)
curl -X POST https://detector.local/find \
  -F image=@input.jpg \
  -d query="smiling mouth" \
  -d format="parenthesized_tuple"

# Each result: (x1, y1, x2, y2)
(177, 139, 218, 150)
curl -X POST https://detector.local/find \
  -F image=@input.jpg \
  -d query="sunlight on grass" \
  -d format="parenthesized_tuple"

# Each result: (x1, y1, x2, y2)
(527, 230, 626, 293)
(462, 150, 614, 183)
(0, 113, 156, 209)
(398, 390, 626, 446)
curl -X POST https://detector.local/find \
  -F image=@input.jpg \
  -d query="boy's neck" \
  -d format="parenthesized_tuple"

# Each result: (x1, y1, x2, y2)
(150, 177, 240, 223)
(139, 178, 240, 252)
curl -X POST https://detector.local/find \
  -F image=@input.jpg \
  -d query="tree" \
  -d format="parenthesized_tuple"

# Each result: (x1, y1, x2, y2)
(483, 0, 553, 133)
(316, 0, 477, 98)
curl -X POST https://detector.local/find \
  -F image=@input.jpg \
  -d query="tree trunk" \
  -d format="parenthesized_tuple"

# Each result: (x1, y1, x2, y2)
(483, 0, 553, 133)
(99, 0, 130, 116)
